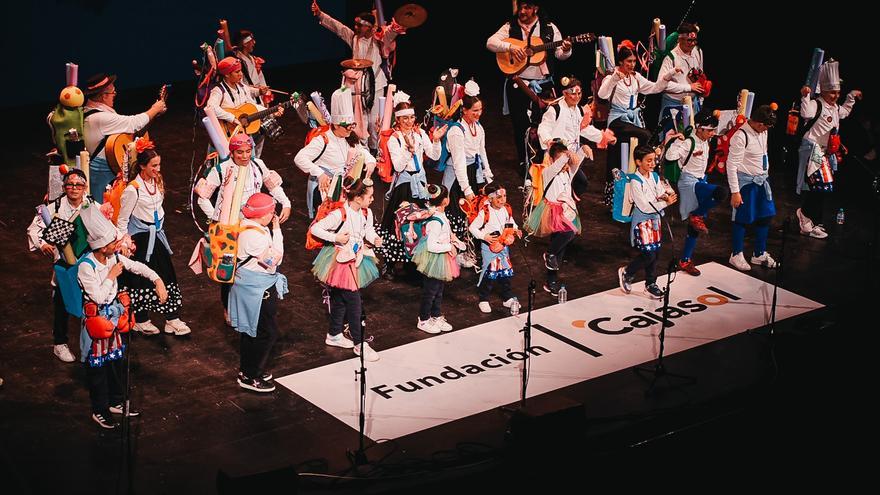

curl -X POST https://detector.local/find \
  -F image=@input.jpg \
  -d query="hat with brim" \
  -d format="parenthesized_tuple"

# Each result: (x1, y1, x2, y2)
(84, 73, 117, 97)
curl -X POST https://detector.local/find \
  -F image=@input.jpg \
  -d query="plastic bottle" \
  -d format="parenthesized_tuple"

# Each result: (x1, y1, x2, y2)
(836, 208, 845, 225)
(510, 299, 521, 316)
(558, 285, 567, 304)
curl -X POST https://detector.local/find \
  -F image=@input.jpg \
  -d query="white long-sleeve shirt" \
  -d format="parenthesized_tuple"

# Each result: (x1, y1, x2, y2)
(486, 19, 571, 80)
(236, 52, 268, 87)
(318, 12, 397, 91)
(665, 135, 711, 178)
(294, 130, 376, 178)
(206, 81, 265, 123)
(447, 120, 493, 197)
(387, 128, 441, 173)
(116, 175, 165, 233)
(598, 71, 690, 109)
(309, 202, 379, 247)
(543, 148, 586, 205)
(658, 45, 704, 103)
(237, 218, 283, 274)
(197, 158, 290, 221)
(83, 102, 150, 158)
(425, 210, 453, 253)
(27, 196, 99, 270)
(726, 122, 769, 193)
(630, 171, 669, 215)
(468, 203, 518, 241)
(78, 252, 159, 305)
(800, 93, 857, 147)
(537, 102, 603, 150)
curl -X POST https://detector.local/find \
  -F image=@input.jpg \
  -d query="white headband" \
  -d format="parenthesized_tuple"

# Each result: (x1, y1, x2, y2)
(395, 108, 415, 117)
(488, 187, 506, 198)
(241, 35, 254, 44)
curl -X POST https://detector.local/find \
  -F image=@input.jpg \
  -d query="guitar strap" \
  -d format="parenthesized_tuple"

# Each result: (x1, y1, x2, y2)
(83, 108, 110, 156)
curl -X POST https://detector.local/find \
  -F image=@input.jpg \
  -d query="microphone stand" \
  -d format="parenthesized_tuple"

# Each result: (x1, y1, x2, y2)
(633, 199, 696, 396)
(348, 313, 369, 468)
(519, 280, 536, 407)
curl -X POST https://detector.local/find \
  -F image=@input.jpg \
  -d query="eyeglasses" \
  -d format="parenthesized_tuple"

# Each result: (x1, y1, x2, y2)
(683, 37, 698, 44)
(65, 183, 86, 189)
(339, 122, 356, 129)
(565, 90, 582, 95)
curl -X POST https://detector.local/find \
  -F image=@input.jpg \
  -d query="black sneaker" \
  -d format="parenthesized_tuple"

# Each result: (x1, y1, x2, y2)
(92, 412, 119, 429)
(618, 267, 633, 294)
(543, 282, 559, 296)
(109, 404, 141, 417)
(543, 253, 559, 271)
(644, 283, 665, 299)
(239, 371, 273, 382)
(237, 374, 276, 393)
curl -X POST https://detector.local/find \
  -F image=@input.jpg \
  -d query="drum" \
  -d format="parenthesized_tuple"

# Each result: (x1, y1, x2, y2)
(260, 117, 284, 141)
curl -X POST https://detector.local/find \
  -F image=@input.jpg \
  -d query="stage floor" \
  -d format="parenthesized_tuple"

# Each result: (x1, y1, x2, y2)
(1, 62, 877, 492)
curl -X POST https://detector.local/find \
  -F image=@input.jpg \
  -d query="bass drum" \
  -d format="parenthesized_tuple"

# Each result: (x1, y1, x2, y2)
(359, 66, 375, 110)
(260, 117, 284, 141)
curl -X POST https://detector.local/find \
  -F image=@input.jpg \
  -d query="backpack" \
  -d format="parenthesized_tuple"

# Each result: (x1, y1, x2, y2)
(203, 222, 263, 283)
(708, 115, 747, 174)
(611, 169, 635, 223)
(392, 202, 441, 259)
(430, 118, 464, 172)
(661, 136, 695, 183)
(459, 195, 513, 225)
(648, 32, 680, 81)
(302, 125, 331, 168)
(375, 128, 397, 183)
(105, 179, 139, 224)
(54, 252, 95, 318)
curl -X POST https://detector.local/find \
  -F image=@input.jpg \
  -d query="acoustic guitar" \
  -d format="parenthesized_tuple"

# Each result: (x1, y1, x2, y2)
(220, 94, 298, 137)
(105, 85, 169, 173)
(496, 33, 594, 75)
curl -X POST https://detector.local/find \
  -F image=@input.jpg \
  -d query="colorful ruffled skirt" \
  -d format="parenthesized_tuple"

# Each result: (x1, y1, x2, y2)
(525, 200, 582, 238)
(312, 245, 380, 291)
(411, 241, 460, 282)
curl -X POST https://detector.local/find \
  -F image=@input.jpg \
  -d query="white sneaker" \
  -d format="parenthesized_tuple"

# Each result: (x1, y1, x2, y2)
(325, 332, 355, 349)
(729, 253, 751, 271)
(53, 344, 75, 363)
(751, 252, 778, 268)
(478, 301, 492, 313)
(354, 342, 380, 362)
(164, 319, 192, 336)
(431, 316, 453, 332)
(796, 208, 814, 234)
(806, 226, 828, 239)
(133, 321, 161, 335)
(502, 297, 518, 308)
(417, 318, 441, 334)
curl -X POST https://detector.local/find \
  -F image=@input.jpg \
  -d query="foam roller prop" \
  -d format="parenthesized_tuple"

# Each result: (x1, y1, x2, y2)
(805, 48, 825, 93)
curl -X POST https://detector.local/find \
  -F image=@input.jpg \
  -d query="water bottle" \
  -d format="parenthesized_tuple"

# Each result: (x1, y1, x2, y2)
(836, 208, 845, 225)
(557, 285, 567, 304)
(510, 299, 521, 316)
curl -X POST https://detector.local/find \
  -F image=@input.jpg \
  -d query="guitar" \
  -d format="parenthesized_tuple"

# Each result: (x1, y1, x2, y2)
(496, 33, 595, 75)
(220, 94, 298, 137)
(105, 85, 169, 173)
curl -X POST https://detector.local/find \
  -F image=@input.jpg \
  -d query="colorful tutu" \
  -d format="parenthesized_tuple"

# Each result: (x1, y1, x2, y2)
(411, 240, 460, 281)
(312, 245, 380, 290)
(525, 200, 581, 238)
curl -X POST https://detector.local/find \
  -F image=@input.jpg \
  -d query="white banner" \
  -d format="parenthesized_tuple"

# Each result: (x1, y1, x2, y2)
(277, 263, 822, 440)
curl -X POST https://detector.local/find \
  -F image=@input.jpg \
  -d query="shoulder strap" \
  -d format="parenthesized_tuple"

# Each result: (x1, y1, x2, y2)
(804, 98, 823, 134)
(83, 108, 103, 118)
(313, 134, 329, 162)
(737, 127, 748, 148)
(682, 137, 697, 166)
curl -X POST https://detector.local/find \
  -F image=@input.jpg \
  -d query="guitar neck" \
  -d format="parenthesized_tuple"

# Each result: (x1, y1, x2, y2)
(531, 35, 588, 53)
(248, 100, 293, 121)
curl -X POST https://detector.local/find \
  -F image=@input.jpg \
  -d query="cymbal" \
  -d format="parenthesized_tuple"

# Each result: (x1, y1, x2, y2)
(340, 58, 372, 70)
(394, 4, 427, 29)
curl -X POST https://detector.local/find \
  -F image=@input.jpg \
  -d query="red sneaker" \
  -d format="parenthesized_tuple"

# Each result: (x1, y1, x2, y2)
(678, 259, 701, 276)
(688, 215, 709, 234)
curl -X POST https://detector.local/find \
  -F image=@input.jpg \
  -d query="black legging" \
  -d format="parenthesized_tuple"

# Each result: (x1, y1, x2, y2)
(625, 250, 659, 286)
(547, 230, 576, 285)
(801, 190, 826, 225)
(606, 119, 653, 181)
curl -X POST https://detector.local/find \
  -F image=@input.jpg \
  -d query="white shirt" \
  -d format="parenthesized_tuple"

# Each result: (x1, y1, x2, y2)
(800, 93, 857, 147)
(469, 203, 518, 241)
(237, 218, 284, 274)
(27, 196, 98, 264)
(78, 252, 159, 305)
(425, 210, 453, 253)
(543, 148, 586, 205)
(310, 202, 379, 247)
(236, 52, 268, 87)
(486, 20, 571, 80)
(658, 45, 704, 102)
(82, 102, 150, 158)
(116, 175, 165, 233)
(318, 12, 397, 91)
(447, 120, 493, 197)
(537, 102, 603, 150)
(630, 171, 669, 215)
(294, 130, 376, 178)
(197, 158, 290, 221)
(665, 135, 711, 178)
(206, 81, 265, 123)
(387, 128, 441, 173)
(597, 72, 690, 109)
(726, 123, 769, 193)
